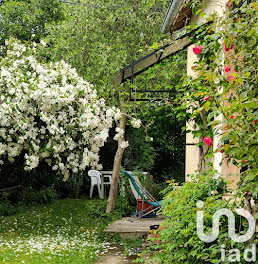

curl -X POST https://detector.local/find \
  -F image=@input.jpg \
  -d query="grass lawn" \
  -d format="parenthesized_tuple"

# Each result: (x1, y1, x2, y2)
(0, 199, 123, 263)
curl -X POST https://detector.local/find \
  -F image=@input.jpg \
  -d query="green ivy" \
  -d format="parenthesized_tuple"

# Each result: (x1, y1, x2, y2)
(150, 173, 257, 263)
(175, 0, 257, 204)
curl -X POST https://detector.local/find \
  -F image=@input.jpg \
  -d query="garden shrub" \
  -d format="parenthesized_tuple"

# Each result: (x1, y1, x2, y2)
(17, 185, 58, 205)
(52, 172, 86, 198)
(0, 200, 18, 216)
(0, 192, 22, 216)
(124, 103, 186, 184)
(123, 126, 157, 172)
(150, 172, 257, 264)
(0, 39, 121, 180)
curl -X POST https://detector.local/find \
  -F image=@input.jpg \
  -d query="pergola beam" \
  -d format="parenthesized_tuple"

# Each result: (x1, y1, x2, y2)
(112, 34, 192, 88)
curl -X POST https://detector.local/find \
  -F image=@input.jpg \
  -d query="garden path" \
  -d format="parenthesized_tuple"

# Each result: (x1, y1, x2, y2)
(95, 244, 135, 263)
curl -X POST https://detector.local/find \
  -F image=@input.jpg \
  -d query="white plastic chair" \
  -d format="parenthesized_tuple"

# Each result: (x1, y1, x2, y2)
(88, 170, 102, 198)
(100, 171, 113, 198)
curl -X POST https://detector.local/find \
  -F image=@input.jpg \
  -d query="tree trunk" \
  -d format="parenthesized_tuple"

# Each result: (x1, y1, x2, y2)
(106, 102, 127, 214)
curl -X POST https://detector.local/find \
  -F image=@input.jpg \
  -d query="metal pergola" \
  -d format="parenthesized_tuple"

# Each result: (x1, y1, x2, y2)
(112, 23, 211, 101)
(112, 32, 192, 85)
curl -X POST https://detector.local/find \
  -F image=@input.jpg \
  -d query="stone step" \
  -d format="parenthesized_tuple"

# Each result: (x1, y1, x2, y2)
(104, 216, 164, 240)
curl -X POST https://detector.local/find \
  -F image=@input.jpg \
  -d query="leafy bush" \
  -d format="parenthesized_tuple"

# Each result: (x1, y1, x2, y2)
(17, 185, 57, 205)
(150, 172, 257, 263)
(0, 200, 18, 216)
(123, 126, 157, 172)
(0, 192, 21, 216)
(0, 0, 63, 44)
(52, 172, 86, 199)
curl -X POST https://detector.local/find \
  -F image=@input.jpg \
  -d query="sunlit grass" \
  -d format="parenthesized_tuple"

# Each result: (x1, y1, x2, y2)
(0, 199, 119, 263)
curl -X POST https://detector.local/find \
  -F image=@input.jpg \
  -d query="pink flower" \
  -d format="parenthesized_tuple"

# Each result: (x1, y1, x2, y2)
(229, 75, 235, 82)
(242, 160, 247, 163)
(223, 43, 235, 51)
(193, 45, 202, 55)
(252, 120, 257, 125)
(203, 136, 213, 146)
(227, 2, 230, 7)
(225, 66, 230, 72)
(229, 70, 239, 82)
(203, 96, 210, 102)
(229, 115, 234, 119)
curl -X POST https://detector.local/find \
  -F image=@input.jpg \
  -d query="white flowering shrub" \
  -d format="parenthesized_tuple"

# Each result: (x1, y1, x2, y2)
(0, 39, 121, 180)
(130, 118, 141, 129)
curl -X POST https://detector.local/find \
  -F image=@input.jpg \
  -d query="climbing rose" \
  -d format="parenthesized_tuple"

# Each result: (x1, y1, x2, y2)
(203, 137, 213, 146)
(223, 43, 235, 51)
(229, 75, 235, 82)
(252, 120, 257, 125)
(193, 45, 202, 55)
(242, 160, 247, 163)
(225, 66, 230, 72)
(229, 115, 234, 119)
(203, 96, 210, 102)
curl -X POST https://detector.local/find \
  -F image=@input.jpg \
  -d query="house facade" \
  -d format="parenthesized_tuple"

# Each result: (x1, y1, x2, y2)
(161, 0, 240, 191)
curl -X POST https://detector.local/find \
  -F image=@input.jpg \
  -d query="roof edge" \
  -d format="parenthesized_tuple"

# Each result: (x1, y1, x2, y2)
(161, 0, 185, 34)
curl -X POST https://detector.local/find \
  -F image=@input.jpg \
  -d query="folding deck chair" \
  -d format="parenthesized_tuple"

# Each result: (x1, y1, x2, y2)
(122, 170, 162, 219)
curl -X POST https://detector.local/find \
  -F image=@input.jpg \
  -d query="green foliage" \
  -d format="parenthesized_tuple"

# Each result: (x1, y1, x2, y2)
(17, 185, 58, 205)
(151, 173, 256, 263)
(101, 104, 186, 184)
(38, 0, 170, 102)
(140, 173, 166, 201)
(123, 126, 157, 172)
(0, 0, 63, 44)
(126, 48, 187, 183)
(131, 50, 187, 101)
(123, 237, 142, 256)
(126, 102, 186, 183)
(172, 0, 257, 202)
(53, 173, 85, 199)
(0, 200, 17, 216)
(149, 3, 258, 262)
(0, 192, 21, 216)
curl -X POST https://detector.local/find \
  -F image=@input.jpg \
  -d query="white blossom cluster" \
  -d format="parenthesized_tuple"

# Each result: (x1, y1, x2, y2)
(0, 39, 121, 180)
(113, 127, 129, 149)
(131, 118, 141, 128)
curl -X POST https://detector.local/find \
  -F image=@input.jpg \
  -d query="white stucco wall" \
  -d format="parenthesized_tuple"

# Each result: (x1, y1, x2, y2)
(185, 0, 228, 181)
(189, 0, 228, 25)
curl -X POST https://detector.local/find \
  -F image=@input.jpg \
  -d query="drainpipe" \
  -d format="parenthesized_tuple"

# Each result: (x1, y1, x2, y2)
(161, 0, 185, 34)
